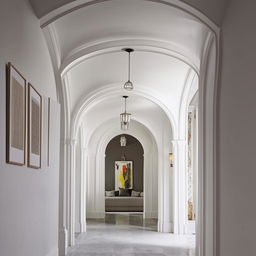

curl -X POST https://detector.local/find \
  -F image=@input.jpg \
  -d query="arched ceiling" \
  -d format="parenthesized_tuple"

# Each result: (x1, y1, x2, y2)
(29, 0, 227, 26)
(52, 0, 209, 65)
(80, 94, 173, 144)
(66, 51, 191, 120)
(44, 0, 212, 70)
(41, 0, 208, 139)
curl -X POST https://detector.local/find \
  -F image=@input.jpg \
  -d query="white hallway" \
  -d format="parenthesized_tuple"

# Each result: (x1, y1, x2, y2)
(0, 1, 256, 256)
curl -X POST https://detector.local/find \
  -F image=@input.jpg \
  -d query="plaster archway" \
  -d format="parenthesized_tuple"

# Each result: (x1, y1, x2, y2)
(41, 1, 220, 256)
(84, 120, 159, 222)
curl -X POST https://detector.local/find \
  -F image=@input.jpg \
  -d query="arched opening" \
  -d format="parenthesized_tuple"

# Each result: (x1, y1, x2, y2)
(105, 134, 145, 213)
(41, 1, 219, 255)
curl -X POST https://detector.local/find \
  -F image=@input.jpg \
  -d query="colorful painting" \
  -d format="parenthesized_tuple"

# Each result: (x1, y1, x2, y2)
(115, 161, 133, 190)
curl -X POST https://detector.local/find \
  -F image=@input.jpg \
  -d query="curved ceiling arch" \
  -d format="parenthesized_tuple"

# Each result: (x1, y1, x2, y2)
(44, 0, 213, 73)
(42, 0, 217, 146)
(70, 85, 177, 140)
(105, 133, 144, 154)
(39, 0, 219, 32)
(87, 118, 159, 158)
(60, 41, 200, 76)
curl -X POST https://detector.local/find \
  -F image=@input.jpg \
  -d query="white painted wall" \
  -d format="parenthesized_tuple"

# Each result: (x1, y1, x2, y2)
(218, 0, 256, 255)
(0, 1, 60, 256)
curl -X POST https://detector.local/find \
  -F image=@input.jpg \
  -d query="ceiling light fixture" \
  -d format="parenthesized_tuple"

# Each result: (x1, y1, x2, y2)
(120, 96, 131, 130)
(120, 135, 126, 147)
(123, 48, 134, 90)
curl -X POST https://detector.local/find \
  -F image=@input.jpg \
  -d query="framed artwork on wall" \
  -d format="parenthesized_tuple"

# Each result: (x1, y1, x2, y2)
(6, 63, 26, 165)
(115, 161, 133, 190)
(47, 97, 50, 167)
(28, 83, 42, 169)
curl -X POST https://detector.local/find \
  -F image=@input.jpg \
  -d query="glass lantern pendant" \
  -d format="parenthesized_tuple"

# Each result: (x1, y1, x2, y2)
(120, 96, 131, 130)
(123, 48, 134, 90)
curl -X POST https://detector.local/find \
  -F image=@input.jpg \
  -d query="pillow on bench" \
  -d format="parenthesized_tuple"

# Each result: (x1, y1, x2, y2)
(131, 190, 141, 197)
(105, 190, 115, 197)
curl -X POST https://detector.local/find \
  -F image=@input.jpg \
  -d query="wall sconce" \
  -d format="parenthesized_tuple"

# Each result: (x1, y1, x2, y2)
(169, 153, 174, 167)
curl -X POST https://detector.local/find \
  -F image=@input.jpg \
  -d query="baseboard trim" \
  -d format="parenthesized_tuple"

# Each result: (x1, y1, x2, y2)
(158, 220, 173, 233)
(75, 222, 81, 233)
(80, 221, 87, 232)
(58, 227, 68, 256)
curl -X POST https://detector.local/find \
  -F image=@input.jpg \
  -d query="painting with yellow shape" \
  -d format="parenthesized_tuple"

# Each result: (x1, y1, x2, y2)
(115, 161, 133, 190)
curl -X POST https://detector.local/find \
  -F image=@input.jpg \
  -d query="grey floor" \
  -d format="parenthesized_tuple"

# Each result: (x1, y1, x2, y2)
(67, 213, 195, 256)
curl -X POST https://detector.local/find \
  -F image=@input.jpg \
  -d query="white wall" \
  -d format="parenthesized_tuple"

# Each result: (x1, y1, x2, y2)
(0, 0, 60, 256)
(218, 0, 256, 255)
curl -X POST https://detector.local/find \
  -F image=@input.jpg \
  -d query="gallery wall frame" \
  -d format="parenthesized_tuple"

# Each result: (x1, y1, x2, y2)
(6, 63, 26, 166)
(47, 97, 50, 167)
(28, 83, 42, 169)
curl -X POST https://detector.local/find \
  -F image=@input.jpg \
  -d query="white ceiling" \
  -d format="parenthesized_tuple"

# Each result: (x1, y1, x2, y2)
(42, 0, 211, 139)
(81, 94, 173, 145)
(29, 0, 227, 26)
(54, 0, 209, 66)
(67, 51, 190, 119)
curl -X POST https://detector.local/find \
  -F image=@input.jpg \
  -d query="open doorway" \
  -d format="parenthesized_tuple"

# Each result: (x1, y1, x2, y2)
(105, 134, 144, 214)
(45, 1, 220, 255)
(186, 91, 199, 235)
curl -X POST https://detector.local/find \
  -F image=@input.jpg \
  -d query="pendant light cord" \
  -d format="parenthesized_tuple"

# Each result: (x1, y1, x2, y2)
(128, 51, 131, 81)
(125, 97, 127, 113)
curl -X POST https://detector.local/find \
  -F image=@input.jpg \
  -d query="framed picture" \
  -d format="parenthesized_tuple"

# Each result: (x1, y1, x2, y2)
(115, 161, 133, 190)
(6, 63, 26, 166)
(28, 83, 42, 169)
(47, 97, 50, 167)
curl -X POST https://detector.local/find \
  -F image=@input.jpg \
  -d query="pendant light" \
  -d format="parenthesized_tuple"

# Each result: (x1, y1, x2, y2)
(120, 135, 126, 147)
(123, 48, 134, 90)
(120, 96, 131, 130)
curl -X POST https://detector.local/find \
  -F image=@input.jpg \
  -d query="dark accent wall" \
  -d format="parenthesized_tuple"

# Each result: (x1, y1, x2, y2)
(105, 134, 144, 192)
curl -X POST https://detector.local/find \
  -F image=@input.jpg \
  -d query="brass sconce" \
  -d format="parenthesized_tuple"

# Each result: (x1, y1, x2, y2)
(169, 153, 174, 167)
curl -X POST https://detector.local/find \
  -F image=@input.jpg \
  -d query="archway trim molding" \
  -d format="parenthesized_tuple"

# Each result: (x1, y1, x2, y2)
(85, 119, 161, 223)
(59, 39, 200, 76)
(41, 1, 221, 255)
(178, 67, 197, 140)
(40, 0, 219, 33)
(69, 84, 178, 141)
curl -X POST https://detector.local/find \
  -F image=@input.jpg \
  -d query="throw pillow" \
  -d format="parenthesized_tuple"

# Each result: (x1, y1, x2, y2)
(105, 190, 115, 197)
(131, 190, 140, 197)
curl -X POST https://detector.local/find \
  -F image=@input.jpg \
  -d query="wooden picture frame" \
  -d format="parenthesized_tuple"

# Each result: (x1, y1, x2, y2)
(28, 83, 42, 169)
(47, 97, 50, 167)
(6, 63, 26, 166)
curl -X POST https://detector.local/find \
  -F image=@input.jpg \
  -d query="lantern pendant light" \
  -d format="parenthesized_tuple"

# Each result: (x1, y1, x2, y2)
(120, 135, 126, 147)
(120, 96, 131, 130)
(123, 48, 134, 90)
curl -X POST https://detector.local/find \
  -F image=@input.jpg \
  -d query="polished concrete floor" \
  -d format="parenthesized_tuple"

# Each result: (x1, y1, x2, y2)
(67, 213, 195, 256)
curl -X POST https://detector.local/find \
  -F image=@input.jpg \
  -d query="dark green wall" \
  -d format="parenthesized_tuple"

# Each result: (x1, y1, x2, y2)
(105, 134, 144, 192)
